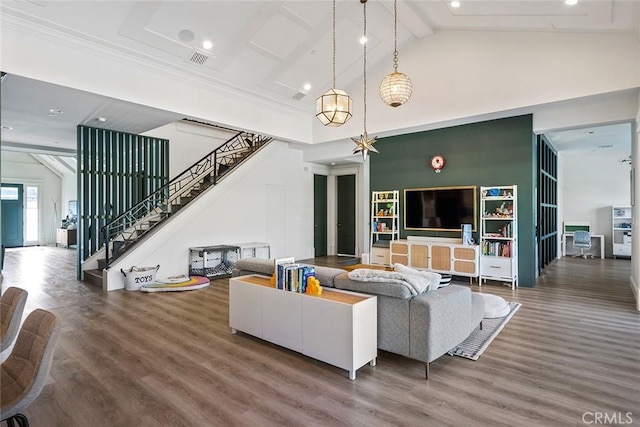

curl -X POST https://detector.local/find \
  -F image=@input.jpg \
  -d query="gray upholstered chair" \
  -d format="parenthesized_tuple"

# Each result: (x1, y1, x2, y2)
(572, 230, 594, 259)
(1, 308, 60, 427)
(1, 287, 28, 354)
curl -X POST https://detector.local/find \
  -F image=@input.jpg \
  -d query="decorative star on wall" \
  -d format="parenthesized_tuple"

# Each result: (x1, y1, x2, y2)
(352, 130, 378, 160)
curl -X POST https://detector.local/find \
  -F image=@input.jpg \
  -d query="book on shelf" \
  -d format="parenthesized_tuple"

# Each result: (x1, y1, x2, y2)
(482, 241, 512, 257)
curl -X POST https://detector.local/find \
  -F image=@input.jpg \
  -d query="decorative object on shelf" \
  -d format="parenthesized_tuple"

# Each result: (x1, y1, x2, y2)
(429, 155, 446, 173)
(315, 0, 352, 127)
(379, 0, 413, 107)
(305, 276, 322, 295)
(352, 0, 379, 160)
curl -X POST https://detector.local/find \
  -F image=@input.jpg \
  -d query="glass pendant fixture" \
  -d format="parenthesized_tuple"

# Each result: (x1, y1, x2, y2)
(352, 0, 378, 159)
(379, 0, 413, 108)
(316, 0, 353, 127)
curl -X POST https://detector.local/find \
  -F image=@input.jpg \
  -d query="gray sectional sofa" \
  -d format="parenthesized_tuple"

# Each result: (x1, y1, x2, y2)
(232, 258, 485, 378)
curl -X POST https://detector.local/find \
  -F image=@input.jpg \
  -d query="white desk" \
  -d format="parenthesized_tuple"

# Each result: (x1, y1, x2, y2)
(562, 233, 604, 259)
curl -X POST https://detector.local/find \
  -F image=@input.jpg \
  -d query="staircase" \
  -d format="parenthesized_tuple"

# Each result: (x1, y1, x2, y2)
(83, 131, 272, 284)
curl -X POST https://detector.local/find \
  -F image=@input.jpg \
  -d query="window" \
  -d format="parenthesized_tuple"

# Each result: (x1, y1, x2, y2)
(1, 186, 19, 200)
(25, 186, 38, 241)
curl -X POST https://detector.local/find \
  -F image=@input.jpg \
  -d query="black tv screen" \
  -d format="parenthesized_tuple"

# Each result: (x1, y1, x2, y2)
(404, 186, 477, 231)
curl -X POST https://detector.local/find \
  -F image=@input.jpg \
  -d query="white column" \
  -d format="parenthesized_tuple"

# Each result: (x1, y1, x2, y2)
(632, 93, 640, 311)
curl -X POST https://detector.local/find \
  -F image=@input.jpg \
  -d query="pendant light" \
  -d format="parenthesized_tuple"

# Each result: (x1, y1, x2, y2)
(352, 0, 378, 159)
(315, 0, 353, 127)
(379, 0, 413, 107)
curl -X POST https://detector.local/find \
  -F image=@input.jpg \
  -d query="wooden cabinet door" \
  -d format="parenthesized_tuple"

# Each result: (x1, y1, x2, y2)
(390, 241, 408, 265)
(430, 245, 451, 271)
(410, 244, 429, 269)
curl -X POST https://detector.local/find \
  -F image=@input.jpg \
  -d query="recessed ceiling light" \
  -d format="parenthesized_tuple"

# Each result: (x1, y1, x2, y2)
(565, 0, 578, 5)
(53, 141, 60, 144)
(331, 162, 336, 166)
(96, 117, 107, 123)
(303, 83, 312, 91)
(451, 1, 461, 8)
(202, 40, 213, 50)
(1, 125, 13, 130)
(359, 36, 367, 45)
(584, 131, 595, 135)
(49, 109, 64, 114)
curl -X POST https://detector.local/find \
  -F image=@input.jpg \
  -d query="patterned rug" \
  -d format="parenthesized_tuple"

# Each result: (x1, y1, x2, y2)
(448, 302, 521, 360)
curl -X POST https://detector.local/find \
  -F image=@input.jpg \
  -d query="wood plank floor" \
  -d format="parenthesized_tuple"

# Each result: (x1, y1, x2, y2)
(1, 247, 639, 426)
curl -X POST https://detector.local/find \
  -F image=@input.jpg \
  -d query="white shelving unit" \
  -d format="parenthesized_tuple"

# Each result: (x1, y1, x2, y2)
(612, 206, 632, 258)
(370, 190, 399, 265)
(479, 185, 518, 289)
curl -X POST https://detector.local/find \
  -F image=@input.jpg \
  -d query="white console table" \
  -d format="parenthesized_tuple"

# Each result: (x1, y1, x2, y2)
(561, 233, 604, 259)
(229, 275, 377, 380)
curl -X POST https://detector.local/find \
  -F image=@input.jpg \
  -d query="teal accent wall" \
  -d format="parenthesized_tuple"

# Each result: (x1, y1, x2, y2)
(370, 115, 537, 287)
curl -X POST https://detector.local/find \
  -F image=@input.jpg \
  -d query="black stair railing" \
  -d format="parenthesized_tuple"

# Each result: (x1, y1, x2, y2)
(100, 131, 272, 267)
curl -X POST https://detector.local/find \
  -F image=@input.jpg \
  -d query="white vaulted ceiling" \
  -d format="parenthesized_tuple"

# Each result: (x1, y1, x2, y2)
(0, 0, 639, 152)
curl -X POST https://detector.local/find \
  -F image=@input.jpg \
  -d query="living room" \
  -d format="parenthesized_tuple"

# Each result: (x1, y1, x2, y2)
(1, 2, 640, 425)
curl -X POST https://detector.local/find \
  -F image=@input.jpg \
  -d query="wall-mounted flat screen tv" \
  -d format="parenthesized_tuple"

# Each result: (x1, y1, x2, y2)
(404, 186, 477, 231)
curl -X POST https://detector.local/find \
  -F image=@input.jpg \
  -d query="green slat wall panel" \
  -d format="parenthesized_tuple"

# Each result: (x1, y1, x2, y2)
(76, 125, 169, 279)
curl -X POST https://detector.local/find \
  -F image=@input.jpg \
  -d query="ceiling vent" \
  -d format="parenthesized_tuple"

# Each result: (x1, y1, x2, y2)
(292, 91, 305, 101)
(188, 49, 209, 66)
(0, 72, 7, 83)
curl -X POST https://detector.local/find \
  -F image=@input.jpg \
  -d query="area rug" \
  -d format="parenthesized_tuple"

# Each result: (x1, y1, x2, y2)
(448, 301, 521, 360)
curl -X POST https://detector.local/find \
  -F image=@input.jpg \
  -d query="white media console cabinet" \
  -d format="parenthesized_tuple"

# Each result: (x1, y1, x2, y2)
(229, 275, 378, 380)
(390, 237, 480, 283)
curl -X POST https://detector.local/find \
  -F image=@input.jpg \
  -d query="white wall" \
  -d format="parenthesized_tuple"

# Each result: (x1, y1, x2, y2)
(1, 151, 62, 245)
(143, 121, 237, 179)
(60, 170, 77, 221)
(560, 149, 631, 258)
(105, 141, 315, 290)
(314, 30, 640, 144)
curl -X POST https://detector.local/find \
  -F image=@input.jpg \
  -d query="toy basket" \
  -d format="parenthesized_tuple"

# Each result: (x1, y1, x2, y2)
(121, 265, 160, 291)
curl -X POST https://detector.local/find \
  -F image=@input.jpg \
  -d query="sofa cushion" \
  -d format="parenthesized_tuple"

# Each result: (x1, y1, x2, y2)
(234, 258, 274, 275)
(301, 265, 344, 288)
(334, 272, 413, 299)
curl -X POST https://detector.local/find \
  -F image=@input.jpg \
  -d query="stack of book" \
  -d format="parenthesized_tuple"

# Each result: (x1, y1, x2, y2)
(274, 258, 316, 293)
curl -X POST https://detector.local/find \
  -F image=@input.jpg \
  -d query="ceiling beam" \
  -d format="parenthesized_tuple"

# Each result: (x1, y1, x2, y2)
(29, 153, 64, 178)
(2, 141, 76, 156)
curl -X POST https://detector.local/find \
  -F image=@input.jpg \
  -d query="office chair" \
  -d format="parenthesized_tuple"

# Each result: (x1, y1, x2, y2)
(1, 309, 60, 427)
(1, 287, 28, 354)
(572, 230, 594, 259)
